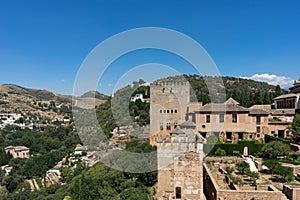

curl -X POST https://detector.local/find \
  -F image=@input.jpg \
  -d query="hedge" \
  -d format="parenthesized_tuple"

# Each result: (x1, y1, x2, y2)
(205, 140, 264, 156)
(265, 135, 290, 145)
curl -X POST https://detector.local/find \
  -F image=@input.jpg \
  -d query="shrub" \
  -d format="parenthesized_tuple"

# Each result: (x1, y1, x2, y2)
(215, 148, 226, 156)
(265, 135, 290, 145)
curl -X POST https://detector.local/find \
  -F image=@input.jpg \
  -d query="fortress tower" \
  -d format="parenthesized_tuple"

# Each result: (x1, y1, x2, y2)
(156, 125, 205, 200)
(150, 78, 190, 145)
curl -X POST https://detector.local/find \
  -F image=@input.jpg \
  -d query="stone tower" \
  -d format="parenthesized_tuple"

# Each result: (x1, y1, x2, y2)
(156, 125, 205, 200)
(150, 78, 190, 145)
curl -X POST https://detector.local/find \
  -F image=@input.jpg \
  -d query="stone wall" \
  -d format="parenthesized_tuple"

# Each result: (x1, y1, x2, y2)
(204, 156, 245, 164)
(217, 189, 281, 200)
(158, 152, 204, 200)
(281, 163, 300, 175)
(203, 163, 282, 200)
(283, 185, 300, 200)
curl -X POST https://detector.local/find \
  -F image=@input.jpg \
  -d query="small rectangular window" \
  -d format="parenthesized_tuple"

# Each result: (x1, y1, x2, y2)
(175, 187, 181, 199)
(256, 116, 261, 124)
(226, 132, 232, 140)
(219, 114, 224, 123)
(232, 114, 237, 123)
(257, 126, 261, 133)
(206, 115, 210, 123)
(238, 132, 243, 140)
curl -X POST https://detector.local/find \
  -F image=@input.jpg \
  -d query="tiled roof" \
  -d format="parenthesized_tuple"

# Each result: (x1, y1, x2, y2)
(273, 93, 299, 100)
(158, 128, 204, 143)
(197, 102, 249, 113)
(249, 109, 269, 115)
(170, 127, 185, 135)
(5, 146, 29, 151)
(225, 97, 240, 105)
(249, 105, 271, 110)
(180, 120, 196, 127)
(271, 109, 295, 116)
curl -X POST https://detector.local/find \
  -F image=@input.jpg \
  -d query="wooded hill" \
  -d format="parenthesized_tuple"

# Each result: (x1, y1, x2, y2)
(185, 75, 287, 107)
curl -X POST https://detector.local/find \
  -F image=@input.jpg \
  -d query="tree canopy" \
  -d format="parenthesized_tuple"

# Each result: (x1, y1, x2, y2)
(263, 141, 290, 159)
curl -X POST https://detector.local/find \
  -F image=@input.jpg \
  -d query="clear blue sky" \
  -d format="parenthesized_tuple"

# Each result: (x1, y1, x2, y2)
(0, 0, 300, 95)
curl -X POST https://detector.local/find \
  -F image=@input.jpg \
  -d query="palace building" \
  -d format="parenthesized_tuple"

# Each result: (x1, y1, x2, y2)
(150, 79, 298, 145)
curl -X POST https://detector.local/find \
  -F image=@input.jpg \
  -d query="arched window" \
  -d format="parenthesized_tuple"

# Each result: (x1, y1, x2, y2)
(160, 123, 163, 130)
(166, 123, 171, 130)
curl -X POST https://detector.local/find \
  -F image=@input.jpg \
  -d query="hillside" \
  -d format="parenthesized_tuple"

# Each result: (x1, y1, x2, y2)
(184, 75, 287, 107)
(80, 90, 109, 100)
(0, 84, 108, 125)
(0, 84, 72, 120)
(74, 90, 109, 109)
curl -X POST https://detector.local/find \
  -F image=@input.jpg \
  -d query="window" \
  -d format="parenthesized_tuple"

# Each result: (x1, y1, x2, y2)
(174, 123, 178, 129)
(257, 134, 260, 138)
(238, 132, 243, 140)
(226, 132, 232, 140)
(171, 109, 173, 113)
(162, 88, 165, 93)
(163, 110, 166, 114)
(256, 116, 261, 124)
(175, 109, 178, 113)
(167, 110, 170, 113)
(206, 115, 210, 123)
(166, 123, 171, 130)
(160, 123, 163, 131)
(249, 134, 253, 139)
(219, 114, 224, 123)
(160, 110, 162, 113)
(175, 187, 181, 199)
(257, 126, 261, 133)
(232, 114, 237, 123)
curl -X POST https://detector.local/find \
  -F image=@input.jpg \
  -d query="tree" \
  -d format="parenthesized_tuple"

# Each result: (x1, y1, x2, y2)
(225, 166, 234, 175)
(263, 159, 294, 182)
(263, 159, 281, 175)
(246, 171, 259, 186)
(263, 141, 290, 159)
(215, 148, 226, 156)
(0, 186, 8, 200)
(236, 161, 250, 175)
(290, 113, 300, 143)
(275, 85, 282, 97)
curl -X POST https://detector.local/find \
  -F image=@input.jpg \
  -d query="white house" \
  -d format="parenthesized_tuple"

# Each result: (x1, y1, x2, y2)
(130, 94, 144, 102)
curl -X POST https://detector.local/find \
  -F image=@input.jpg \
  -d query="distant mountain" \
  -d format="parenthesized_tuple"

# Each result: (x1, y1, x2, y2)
(0, 84, 108, 120)
(80, 90, 109, 101)
(71, 91, 109, 110)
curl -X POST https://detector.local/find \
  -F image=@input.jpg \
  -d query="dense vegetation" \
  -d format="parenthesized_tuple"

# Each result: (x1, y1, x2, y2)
(94, 83, 150, 136)
(185, 75, 287, 106)
(0, 126, 80, 198)
(15, 140, 157, 200)
(290, 113, 300, 143)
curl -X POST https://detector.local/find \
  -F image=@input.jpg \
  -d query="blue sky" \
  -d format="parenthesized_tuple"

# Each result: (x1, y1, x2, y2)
(0, 0, 300, 95)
